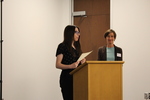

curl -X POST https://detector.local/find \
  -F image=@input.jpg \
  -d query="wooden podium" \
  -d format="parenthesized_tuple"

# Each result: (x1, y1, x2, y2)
(70, 61, 124, 100)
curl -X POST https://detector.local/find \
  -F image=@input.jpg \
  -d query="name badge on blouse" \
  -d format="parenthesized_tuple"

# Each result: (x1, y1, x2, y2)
(117, 53, 121, 57)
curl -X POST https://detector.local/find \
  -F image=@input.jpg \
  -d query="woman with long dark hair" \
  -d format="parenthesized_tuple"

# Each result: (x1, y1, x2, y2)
(55, 25, 86, 100)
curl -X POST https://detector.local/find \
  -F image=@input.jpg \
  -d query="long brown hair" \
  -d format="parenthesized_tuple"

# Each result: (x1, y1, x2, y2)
(62, 25, 82, 56)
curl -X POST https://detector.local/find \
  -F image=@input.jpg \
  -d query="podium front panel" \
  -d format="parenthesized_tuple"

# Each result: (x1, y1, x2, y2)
(88, 63, 122, 100)
(71, 61, 124, 100)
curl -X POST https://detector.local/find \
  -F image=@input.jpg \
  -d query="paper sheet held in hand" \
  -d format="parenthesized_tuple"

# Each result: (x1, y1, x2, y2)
(77, 51, 93, 61)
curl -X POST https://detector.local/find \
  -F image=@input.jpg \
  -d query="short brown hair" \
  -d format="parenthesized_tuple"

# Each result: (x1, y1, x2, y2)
(104, 29, 117, 39)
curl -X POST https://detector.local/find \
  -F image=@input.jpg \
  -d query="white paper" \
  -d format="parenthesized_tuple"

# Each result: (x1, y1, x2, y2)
(77, 51, 93, 61)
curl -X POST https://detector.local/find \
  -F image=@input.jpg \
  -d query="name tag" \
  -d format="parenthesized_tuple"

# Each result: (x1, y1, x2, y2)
(117, 53, 121, 57)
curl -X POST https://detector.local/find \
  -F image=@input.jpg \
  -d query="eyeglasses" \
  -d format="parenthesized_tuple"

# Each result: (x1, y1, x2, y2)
(74, 31, 80, 34)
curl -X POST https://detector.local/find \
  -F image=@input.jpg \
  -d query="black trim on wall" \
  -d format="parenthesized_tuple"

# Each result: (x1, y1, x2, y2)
(0, 0, 3, 100)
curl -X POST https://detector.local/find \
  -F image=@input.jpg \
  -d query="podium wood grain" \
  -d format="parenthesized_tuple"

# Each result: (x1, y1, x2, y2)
(70, 61, 124, 100)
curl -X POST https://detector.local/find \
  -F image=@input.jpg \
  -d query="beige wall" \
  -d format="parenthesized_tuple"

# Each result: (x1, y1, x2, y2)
(3, 0, 71, 100)
(2, 0, 150, 100)
(111, 0, 150, 100)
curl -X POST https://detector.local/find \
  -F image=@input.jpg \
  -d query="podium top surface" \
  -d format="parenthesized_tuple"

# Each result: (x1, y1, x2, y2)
(85, 61, 124, 64)
(70, 61, 124, 75)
